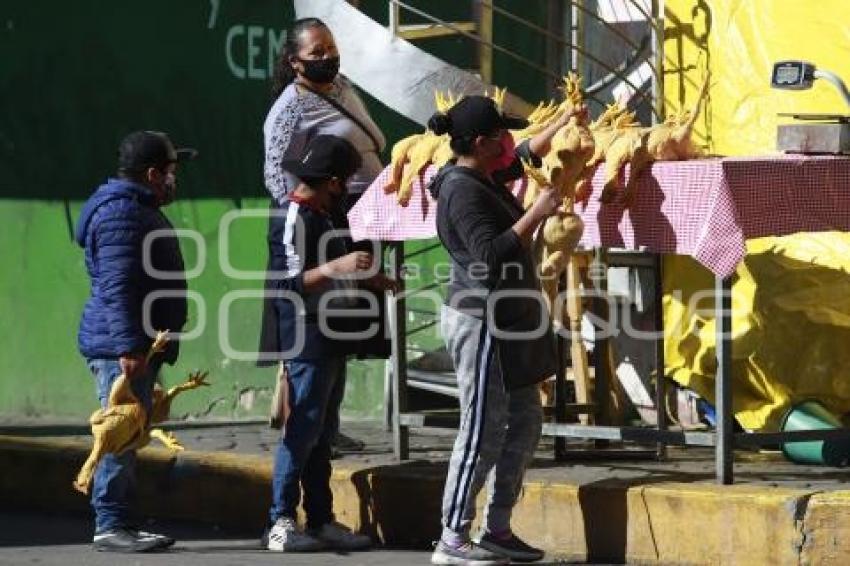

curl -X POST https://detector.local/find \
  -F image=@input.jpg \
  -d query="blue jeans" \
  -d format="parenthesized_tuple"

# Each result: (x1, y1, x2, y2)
(87, 358, 158, 534)
(269, 356, 346, 529)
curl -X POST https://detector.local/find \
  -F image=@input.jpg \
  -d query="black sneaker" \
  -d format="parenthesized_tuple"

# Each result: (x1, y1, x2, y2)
(476, 531, 544, 563)
(92, 528, 163, 553)
(431, 540, 509, 565)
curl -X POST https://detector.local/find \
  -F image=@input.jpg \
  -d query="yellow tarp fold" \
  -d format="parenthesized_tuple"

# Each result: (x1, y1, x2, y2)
(664, 234, 850, 431)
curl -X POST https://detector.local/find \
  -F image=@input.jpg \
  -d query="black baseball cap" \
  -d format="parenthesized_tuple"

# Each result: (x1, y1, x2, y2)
(117, 130, 198, 173)
(430, 95, 528, 139)
(281, 135, 362, 185)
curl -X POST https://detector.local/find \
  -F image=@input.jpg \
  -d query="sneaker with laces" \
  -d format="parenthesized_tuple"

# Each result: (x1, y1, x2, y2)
(476, 531, 544, 563)
(430, 540, 509, 565)
(92, 528, 163, 553)
(310, 521, 371, 550)
(266, 517, 325, 552)
(129, 529, 175, 549)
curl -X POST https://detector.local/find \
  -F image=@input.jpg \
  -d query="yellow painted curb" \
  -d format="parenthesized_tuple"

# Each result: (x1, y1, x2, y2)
(2, 435, 848, 564)
(626, 483, 811, 565)
(799, 490, 850, 565)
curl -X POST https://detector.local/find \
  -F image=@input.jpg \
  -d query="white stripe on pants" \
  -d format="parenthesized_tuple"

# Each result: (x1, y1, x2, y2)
(439, 305, 544, 539)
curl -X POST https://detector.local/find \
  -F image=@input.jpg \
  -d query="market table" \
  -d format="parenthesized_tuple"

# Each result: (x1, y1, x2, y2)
(350, 154, 850, 483)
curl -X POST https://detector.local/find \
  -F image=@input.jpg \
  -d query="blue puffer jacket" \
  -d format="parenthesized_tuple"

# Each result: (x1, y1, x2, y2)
(75, 178, 187, 364)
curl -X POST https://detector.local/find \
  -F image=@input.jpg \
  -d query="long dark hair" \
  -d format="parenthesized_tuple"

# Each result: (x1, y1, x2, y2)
(271, 17, 328, 100)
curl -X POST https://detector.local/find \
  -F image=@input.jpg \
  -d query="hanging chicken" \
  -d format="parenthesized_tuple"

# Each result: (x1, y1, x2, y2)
(522, 73, 596, 210)
(73, 332, 211, 495)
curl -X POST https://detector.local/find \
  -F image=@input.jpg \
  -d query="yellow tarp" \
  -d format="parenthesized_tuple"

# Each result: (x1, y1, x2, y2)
(663, 0, 850, 156)
(664, 235, 850, 431)
(660, 1, 850, 430)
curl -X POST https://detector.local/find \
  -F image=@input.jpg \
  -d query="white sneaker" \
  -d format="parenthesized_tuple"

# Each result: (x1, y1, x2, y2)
(431, 540, 509, 565)
(129, 529, 175, 549)
(311, 521, 372, 550)
(266, 517, 325, 552)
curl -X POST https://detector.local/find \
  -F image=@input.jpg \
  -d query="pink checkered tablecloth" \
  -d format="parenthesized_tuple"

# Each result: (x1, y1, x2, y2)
(348, 155, 850, 278)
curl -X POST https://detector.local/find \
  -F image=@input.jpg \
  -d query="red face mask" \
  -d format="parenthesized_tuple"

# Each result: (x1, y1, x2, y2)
(486, 131, 517, 174)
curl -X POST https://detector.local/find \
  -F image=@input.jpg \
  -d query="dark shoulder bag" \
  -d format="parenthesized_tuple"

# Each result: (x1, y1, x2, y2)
(295, 81, 382, 154)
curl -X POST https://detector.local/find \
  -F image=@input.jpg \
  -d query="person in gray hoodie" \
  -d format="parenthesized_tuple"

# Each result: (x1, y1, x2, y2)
(427, 96, 583, 565)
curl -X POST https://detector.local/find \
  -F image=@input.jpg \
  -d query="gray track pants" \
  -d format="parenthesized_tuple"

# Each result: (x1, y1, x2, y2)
(440, 305, 543, 539)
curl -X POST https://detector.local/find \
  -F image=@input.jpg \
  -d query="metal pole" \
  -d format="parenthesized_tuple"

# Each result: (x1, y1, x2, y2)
(592, 248, 613, 447)
(389, 241, 410, 460)
(715, 275, 733, 484)
(388, 0, 399, 36)
(554, 271, 569, 461)
(545, 0, 564, 98)
(384, 360, 393, 431)
(475, 0, 494, 84)
(653, 254, 667, 460)
(651, 0, 666, 123)
(570, 0, 582, 74)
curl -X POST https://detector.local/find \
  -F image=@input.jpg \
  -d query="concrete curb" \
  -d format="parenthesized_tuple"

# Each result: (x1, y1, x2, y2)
(1, 435, 847, 564)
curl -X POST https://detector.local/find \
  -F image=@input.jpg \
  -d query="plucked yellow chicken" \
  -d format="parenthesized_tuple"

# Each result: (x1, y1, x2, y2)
(600, 73, 711, 205)
(73, 332, 211, 495)
(384, 133, 424, 194)
(517, 74, 595, 317)
(385, 91, 457, 206)
(512, 100, 563, 144)
(485, 86, 507, 110)
(395, 132, 445, 207)
(599, 127, 651, 204)
(587, 103, 642, 168)
(545, 73, 596, 204)
(645, 74, 711, 161)
(524, 161, 585, 309)
(386, 88, 512, 207)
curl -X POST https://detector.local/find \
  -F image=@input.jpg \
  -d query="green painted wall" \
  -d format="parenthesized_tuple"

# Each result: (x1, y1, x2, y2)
(0, 1, 552, 420)
(0, 1, 304, 420)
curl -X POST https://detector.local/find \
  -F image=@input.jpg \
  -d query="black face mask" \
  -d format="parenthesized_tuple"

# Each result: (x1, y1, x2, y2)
(297, 56, 340, 84)
(329, 183, 347, 212)
(157, 172, 177, 206)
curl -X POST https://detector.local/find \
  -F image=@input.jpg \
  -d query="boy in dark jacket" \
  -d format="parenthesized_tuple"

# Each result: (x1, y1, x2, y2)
(263, 135, 397, 553)
(75, 131, 196, 553)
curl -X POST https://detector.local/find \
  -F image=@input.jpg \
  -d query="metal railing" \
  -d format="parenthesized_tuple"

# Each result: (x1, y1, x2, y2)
(386, 0, 664, 121)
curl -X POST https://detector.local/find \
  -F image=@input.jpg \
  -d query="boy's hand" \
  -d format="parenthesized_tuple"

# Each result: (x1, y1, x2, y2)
(119, 353, 147, 381)
(331, 251, 373, 275)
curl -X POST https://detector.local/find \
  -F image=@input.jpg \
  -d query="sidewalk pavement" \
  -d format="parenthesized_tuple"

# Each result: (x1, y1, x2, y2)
(2, 418, 850, 564)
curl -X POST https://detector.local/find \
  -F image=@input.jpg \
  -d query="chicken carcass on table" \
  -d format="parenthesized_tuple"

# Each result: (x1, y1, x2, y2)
(599, 73, 711, 205)
(385, 88, 512, 207)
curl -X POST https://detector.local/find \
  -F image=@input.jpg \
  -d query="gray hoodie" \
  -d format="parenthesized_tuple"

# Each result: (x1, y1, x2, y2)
(427, 143, 557, 389)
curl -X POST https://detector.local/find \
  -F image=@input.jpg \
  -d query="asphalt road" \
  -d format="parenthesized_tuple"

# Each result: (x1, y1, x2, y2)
(0, 510, 590, 565)
(0, 510, 431, 566)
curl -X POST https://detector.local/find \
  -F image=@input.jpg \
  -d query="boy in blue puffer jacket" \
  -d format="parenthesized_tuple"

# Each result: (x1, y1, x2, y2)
(75, 131, 196, 553)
